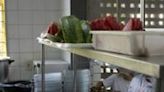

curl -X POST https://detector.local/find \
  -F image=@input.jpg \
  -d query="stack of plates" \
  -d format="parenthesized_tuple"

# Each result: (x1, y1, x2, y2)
(33, 73, 62, 92)
(63, 69, 91, 92)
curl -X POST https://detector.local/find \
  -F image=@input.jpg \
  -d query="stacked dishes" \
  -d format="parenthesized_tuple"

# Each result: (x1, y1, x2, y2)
(63, 69, 91, 92)
(33, 73, 62, 92)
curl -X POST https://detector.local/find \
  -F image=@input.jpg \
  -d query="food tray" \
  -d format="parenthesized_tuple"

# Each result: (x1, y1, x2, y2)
(91, 30, 164, 56)
(37, 37, 92, 49)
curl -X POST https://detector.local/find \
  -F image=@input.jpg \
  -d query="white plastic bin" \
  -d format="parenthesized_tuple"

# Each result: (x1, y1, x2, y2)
(91, 30, 164, 56)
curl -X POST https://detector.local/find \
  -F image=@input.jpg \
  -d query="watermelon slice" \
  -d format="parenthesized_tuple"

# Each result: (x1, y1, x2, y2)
(123, 18, 143, 31)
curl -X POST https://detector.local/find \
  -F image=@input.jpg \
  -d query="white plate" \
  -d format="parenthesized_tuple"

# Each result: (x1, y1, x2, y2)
(37, 37, 92, 49)
(54, 42, 92, 48)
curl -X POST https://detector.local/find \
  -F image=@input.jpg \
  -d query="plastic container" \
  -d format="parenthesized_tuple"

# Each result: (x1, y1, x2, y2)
(91, 31, 164, 56)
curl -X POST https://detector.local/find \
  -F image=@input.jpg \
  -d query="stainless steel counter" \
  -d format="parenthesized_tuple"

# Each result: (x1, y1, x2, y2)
(38, 37, 164, 92)
(69, 48, 164, 78)
(38, 38, 164, 78)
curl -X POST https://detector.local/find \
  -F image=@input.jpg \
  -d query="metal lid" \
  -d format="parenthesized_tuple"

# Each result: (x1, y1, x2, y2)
(0, 57, 14, 64)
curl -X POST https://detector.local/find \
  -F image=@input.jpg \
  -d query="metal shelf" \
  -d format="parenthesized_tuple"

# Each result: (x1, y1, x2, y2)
(37, 38, 164, 78)
(69, 48, 164, 78)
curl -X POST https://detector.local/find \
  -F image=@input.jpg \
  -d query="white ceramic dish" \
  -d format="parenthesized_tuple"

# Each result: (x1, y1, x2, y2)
(37, 37, 92, 49)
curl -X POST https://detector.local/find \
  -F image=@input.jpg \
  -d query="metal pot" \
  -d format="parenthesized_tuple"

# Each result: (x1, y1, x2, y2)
(0, 58, 14, 83)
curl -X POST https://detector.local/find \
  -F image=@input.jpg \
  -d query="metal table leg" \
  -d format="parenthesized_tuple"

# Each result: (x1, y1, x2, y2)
(155, 78, 160, 92)
(140, 0, 145, 28)
(72, 53, 77, 92)
(156, 78, 164, 92)
(41, 44, 45, 92)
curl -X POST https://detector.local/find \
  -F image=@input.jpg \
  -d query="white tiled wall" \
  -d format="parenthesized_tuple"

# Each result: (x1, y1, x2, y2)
(6, 0, 70, 81)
